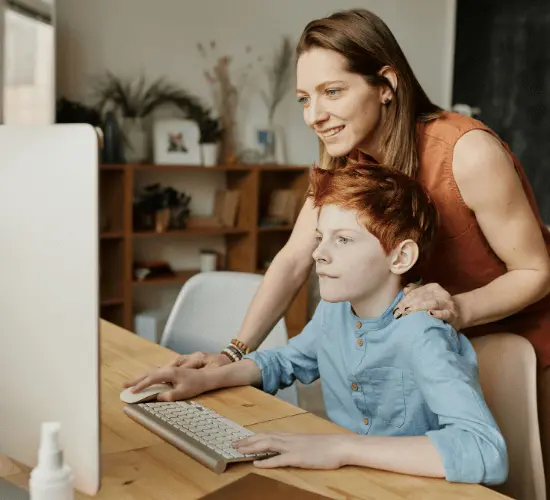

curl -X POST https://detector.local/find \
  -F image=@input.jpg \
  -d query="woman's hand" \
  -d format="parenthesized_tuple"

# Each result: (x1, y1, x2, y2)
(123, 365, 211, 402)
(394, 283, 462, 330)
(233, 432, 348, 470)
(168, 352, 231, 369)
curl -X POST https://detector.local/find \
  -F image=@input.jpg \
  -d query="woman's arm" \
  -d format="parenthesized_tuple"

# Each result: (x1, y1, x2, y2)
(236, 197, 319, 350)
(452, 130, 550, 328)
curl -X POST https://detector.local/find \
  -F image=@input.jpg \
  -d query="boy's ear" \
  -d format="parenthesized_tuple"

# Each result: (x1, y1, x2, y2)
(389, 239, 419, 276)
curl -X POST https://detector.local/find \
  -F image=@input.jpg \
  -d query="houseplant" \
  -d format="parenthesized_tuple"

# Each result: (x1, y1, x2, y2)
(198, 115, 223, 166)
(133, 183, 192, 232)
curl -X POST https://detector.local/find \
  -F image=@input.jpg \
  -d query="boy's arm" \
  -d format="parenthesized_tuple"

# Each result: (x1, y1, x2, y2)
(404, 315, 509, 484)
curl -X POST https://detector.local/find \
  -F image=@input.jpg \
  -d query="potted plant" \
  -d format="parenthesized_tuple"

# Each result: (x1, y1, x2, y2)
(198, 115, 223, 167)
(133, 183, 191, 233)
(93, 72, 213, 164)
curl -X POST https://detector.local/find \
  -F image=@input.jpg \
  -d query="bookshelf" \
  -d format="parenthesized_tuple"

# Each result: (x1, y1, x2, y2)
(98, 163, 311, 338)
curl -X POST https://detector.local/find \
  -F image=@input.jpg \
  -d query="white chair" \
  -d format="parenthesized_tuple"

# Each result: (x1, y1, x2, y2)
(472, 333, 546, 500)
(160, 271, 300, 406)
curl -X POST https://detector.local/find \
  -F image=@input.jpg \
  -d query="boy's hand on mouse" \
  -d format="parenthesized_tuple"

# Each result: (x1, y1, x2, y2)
(233, 432, 348, 470)
(125, 365, 210, 402)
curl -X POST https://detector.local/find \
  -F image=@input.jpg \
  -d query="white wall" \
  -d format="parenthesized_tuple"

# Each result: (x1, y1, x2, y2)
(55, 0, 456, 323)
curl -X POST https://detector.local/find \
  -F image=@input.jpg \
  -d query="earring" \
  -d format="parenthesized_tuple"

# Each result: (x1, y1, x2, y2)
(384, 98, 392, 105)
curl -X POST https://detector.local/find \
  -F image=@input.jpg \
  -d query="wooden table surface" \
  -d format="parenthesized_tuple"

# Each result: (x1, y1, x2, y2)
(0, 320, 510, 499)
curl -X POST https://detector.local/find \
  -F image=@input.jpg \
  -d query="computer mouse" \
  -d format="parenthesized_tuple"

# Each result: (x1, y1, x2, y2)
(120, 383, 172, 404)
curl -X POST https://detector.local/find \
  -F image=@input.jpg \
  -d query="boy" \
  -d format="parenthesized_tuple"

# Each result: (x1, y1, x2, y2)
(126, 164, 508, 484)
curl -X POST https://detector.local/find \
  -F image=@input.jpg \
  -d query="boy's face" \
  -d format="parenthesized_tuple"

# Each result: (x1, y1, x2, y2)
(313, 204, 394, 305)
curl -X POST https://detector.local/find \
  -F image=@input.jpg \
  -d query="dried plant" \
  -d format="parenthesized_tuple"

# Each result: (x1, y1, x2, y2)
(260, 37, 294, 123)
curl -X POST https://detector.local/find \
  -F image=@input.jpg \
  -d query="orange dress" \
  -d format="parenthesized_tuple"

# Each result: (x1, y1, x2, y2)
(416, 111, 550, 367)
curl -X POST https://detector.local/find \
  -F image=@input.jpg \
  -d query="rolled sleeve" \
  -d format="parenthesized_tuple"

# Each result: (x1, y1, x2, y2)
(244, 301, 325, 395)
(406, 314, 508, 484)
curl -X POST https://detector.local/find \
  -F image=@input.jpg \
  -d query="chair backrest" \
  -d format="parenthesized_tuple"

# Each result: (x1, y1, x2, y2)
(160, 271, 298, 405)
(471, 333, 546, 500)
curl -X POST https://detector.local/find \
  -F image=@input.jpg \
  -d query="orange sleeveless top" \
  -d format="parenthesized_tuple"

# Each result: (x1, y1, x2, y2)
(416, 111, 550, 367)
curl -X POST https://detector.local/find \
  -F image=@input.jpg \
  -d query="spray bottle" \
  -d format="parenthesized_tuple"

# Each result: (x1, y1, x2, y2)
(29, 422, 74, 500)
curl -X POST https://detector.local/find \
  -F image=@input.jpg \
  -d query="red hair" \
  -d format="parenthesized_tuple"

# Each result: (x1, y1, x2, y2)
(309, 163, 438, 282)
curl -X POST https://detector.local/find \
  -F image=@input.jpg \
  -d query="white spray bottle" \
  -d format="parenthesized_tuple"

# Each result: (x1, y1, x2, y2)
(29, 422, 74, 500)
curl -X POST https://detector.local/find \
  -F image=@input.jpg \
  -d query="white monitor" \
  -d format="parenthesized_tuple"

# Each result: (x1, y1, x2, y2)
(0, 124, 101, 495)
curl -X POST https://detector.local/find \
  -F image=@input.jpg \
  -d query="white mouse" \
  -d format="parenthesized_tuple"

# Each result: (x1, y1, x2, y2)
(120, 383, 172, 404)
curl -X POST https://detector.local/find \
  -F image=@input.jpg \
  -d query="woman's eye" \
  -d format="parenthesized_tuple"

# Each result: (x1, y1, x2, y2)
(315, 235, 322, 243)
(326, 88, 341, 97)
(297, 96, 310, 105)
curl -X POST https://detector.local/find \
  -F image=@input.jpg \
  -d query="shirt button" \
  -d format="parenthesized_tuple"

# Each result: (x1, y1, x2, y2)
(364, 417, 369, 425)
(351, 383, 358, 391)
(357, 338, 364, 347)
(355, 321, 362, 329)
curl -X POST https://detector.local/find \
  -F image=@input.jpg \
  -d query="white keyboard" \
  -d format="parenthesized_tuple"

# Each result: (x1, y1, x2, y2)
(123, 400, 276, 473)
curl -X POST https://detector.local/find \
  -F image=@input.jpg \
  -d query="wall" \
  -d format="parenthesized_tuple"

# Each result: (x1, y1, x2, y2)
(55, 0, 457, 322)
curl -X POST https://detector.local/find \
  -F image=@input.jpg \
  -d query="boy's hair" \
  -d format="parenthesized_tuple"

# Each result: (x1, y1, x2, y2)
(309, 163, 438, 283)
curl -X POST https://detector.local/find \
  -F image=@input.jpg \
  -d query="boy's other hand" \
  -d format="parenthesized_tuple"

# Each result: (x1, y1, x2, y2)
(233, 432, 348, 469)
(169, 352, 231, 369)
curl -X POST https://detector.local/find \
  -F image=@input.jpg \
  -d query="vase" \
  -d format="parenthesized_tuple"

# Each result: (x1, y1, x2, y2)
(155, 208, 170, 233)
(201, 143, 219, 167)
(257, 123, 286, 164)
(122, 117, 148, 163)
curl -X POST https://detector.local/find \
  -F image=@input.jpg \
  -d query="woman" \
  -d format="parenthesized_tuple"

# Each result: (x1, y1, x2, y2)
(146, 8, 550, 489)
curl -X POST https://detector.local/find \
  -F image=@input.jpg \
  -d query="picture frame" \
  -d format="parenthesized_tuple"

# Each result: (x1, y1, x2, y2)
(153, 119, 201, 165)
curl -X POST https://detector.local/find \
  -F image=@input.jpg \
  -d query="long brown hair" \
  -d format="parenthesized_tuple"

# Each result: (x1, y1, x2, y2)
(296, 9, 443, 178)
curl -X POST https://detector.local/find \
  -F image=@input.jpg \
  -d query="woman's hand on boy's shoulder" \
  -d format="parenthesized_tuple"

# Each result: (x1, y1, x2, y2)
(233, 432, 349, 470)
(394, 282, 462, 330)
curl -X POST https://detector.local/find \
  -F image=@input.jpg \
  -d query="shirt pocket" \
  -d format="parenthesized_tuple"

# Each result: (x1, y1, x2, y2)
(359, 367, 406, 428)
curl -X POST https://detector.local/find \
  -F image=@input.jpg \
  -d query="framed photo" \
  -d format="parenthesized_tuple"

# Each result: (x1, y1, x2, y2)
(153, 119, 201, 165)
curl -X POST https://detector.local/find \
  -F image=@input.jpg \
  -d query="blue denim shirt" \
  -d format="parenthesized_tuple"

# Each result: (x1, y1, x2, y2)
(245, 291, 508, 484)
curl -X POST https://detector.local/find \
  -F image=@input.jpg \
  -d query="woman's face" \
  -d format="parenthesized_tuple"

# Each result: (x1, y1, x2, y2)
(296, 48, 386, 158)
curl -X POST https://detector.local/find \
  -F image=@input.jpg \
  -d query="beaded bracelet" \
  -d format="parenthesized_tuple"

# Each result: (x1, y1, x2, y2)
(226, 343, 244, 361)
(221, 347, 240, 363)
(231, 338, 251, 355)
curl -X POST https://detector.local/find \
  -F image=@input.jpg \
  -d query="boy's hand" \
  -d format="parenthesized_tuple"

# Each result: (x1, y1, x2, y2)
(124, 365, 210, 402)
(233, 432, 348, 469)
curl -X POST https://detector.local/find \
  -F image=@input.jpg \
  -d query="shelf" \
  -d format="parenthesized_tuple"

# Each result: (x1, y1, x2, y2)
(100, 297, 124, 306)
(257, 225, 294, 232)
(131, 164, 250, 172)
(100, 231, 124, 239)
(133, 228, 249, 238)
(133, 270, 199, 286)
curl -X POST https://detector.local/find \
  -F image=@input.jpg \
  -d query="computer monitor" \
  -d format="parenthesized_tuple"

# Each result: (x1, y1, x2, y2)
(0, 124, 101, 495)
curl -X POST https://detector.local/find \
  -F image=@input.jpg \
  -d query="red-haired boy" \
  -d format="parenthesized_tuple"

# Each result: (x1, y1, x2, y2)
(126, 164, 508, 484)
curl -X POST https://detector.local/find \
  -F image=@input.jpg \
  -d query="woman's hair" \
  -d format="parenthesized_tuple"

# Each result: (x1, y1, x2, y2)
(309, 162, 438, 283)
(296, 9, 443, 178)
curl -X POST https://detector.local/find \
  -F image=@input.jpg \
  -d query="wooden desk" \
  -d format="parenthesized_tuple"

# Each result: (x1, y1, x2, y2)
(1, 320, 510, 499)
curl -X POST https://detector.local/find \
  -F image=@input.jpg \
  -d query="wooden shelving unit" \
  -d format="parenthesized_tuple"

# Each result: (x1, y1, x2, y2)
(98, 163, 311, 338)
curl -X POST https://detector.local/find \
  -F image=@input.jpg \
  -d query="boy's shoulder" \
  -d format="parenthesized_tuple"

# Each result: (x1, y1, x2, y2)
(396, 311, 461, 353)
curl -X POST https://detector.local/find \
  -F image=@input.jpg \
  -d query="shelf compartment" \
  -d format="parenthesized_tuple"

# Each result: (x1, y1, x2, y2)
(133, 269, 200, 286)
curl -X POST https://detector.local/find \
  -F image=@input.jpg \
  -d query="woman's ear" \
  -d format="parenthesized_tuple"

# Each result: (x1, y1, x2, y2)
(378, 66, 398, 104)
(389, 239, 419, 276)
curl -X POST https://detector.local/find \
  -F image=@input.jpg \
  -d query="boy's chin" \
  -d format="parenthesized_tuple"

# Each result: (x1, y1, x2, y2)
(319, 289, 347, 303)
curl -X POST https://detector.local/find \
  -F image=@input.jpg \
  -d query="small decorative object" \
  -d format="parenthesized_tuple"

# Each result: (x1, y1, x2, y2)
(133, 183, 191, 232)
(199, 249, 218, 272)
(133, 260, 175, 281)
(259, 37, 293, 164)
(153, 119, 201, 165)
(260, 189, 297, 227)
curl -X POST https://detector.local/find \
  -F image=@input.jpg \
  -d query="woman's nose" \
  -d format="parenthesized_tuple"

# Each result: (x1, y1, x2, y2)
(305, 101, 329, 128)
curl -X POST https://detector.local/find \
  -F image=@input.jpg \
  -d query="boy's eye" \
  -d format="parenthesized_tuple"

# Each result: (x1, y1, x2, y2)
(337, 236, 350, 244)
(315, 235, 322, 243)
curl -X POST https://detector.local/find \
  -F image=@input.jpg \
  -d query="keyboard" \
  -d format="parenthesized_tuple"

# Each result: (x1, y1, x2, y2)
(123, 400, 276, 473)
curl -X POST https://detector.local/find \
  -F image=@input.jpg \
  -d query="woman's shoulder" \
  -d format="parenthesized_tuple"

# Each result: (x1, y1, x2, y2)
(419, 111, 494, 146)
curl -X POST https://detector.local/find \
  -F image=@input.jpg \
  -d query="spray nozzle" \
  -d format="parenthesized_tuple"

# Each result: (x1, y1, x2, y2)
(37, 421, 63, 471)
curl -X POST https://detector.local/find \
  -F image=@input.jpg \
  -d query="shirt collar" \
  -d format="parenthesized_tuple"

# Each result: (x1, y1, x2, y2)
(349, 290, 404, 336)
